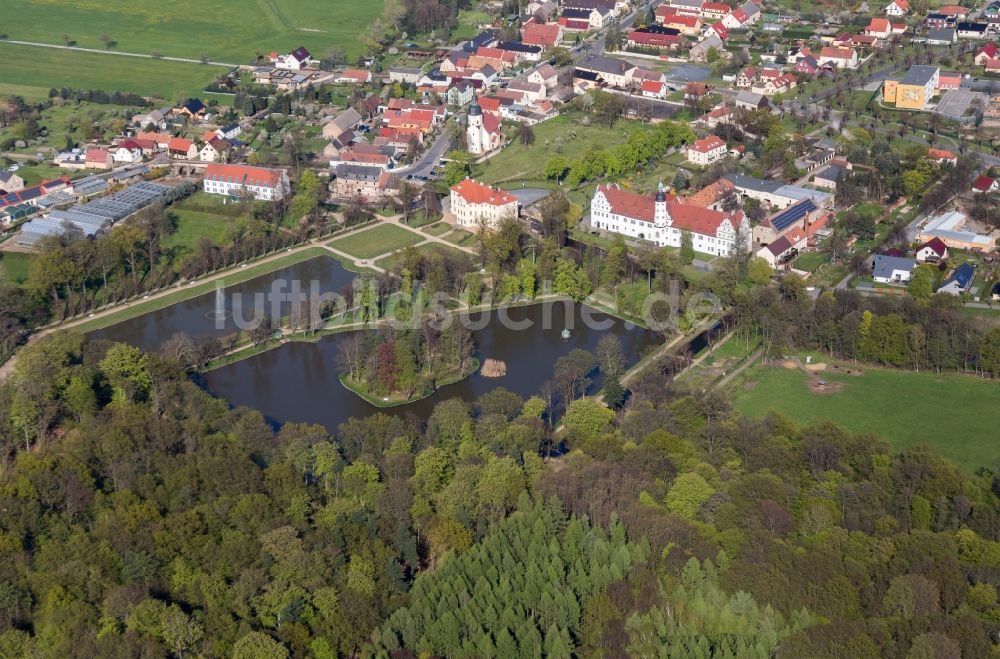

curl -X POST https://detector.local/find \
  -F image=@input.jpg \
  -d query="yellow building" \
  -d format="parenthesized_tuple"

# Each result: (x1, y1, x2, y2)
(882, 65, 939, 110)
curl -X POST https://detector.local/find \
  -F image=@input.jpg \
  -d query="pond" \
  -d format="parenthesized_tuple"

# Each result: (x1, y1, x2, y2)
(198, 302, 662, 432)
(88, 257, 357, 353)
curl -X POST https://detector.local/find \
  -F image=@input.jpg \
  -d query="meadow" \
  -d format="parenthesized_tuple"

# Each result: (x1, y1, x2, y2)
(1, 0, 381, 63)
(0, 44, 221, 102)
(730, 360, 1000, 471)
(327, 224, 424, 260)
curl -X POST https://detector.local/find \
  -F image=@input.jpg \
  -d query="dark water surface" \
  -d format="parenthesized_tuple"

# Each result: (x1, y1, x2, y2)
(89, 257, 356, 352)
(198, 302, 661, 432)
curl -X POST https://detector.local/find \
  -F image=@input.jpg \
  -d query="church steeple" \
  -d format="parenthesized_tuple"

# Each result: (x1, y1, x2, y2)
(654, 180, 669, 228)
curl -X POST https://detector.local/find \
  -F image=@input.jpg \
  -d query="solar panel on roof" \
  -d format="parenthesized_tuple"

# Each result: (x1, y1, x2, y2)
(769, 199, 817, 231)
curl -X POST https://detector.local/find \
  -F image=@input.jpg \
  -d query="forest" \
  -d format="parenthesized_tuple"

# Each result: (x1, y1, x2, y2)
(1, 308, 1000, 657)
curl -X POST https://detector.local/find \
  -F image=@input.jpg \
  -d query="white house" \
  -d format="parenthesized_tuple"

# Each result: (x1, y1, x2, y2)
(872, 254, 917, 284)
(203, 163, 290, 201)
(885, 0, 909, 15)
(274, 47, 314, 70)
(448, 178, 519, 229)
(112, 140, 143, 164)
(590, 183, 750, 257)
(915, 237, 948, 262)
(198, 137, 231, 163)
(686, 135, 728, 165)
(818, 46, 859, 69)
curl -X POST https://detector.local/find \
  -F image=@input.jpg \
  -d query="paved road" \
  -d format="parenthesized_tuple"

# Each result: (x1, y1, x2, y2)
(394, 128, 451, 179)
(0, 39, 239, 67)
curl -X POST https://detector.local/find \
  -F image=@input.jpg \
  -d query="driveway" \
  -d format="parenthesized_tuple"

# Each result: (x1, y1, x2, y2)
(509, 187, 553, 206)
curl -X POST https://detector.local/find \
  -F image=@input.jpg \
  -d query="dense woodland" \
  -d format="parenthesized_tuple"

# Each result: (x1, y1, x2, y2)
(1, 308, 1000, 656)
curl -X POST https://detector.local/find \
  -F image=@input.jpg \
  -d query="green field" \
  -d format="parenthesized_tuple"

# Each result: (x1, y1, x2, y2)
(2, 0, 381, 64)
(0, 43, 221, 101)
(162, 192, 240, 257)
(374, 242, 474, 270)
(327, 223, 424, 260)
(473, 113, 649, 185)
(442, 228, 477, 248)
(731, 361, 1000, 471)
(0, 252, 35, 286)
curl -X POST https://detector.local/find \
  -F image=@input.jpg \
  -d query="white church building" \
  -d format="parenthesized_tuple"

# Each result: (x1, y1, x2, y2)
(466, 98, 502, 156)
(590, 183, 750, 257)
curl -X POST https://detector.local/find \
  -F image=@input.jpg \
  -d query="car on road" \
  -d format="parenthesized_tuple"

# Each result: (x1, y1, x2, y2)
(429, 170, 438, 177)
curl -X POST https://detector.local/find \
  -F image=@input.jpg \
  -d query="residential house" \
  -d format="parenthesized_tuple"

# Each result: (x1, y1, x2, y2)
(447, 80, 476, 106)
(700, 2, 730, 20)
(734, 90, 768, 110)
(872, 254, 918, 283)
(590, 182, 750, 256)
(975, 43, 999, 65)
(817, 46, 859, 69)
(203, 163, 290, 201)
(687, 135, 728, 165)
(522, 21, 564, 48)
(757, 234, 803, 268)
(925, 13, 956, 30)
(627, 27, 683, 50)
(972, 175, 998, 192)
(332, 164, 398, 200)
(177, 99, 207, 121)
(928, 148, 958, 165)
(335, 69, 373, 84)
(658, 10, 703, 35)
(527, 64, 559, 89)
(937, 262, 975, 295)
(699, 104, 734, 127)
(0, 172, 25, 194)
(507, 79, 547, 103)
(463, 29, 499, 53)
(689, 35, 724, 62)
(864, 17, 893, 38)
(388, 67, 423, 84)
(724, 173, 834, 210)
(167, 138, 198, 160)
(575, 54, 635, 87)
(497, 40, 543, 63)
(916, 237, 948, 262)
(322, 107, 364, 139)
(926, 28, 957, 45)
(957, 22, 989, 40)
(813, 164, 849, 189)
(938, 71, 962, 90)
(986, 58, 1000, 74)
(273, 47, 314, 70)
(113, 139, 143, 164)
(448, 178, 519, 229)
(199, 137, 231, 163)
(84, 148, 113, 170)
(882, 65, 939, 110)
(641, 80, 668, 99)
(752, 198, 827, 244)
(885, 0, 909, 15)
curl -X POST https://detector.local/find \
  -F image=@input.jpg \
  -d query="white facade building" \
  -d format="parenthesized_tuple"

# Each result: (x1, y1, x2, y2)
(590, 183, 750, 256)
(203, 164, 290, 201)
(449, 178, 519, 229)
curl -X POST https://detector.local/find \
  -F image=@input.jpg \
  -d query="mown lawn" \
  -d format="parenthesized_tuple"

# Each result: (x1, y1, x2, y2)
(374, 242, 474, 270)
(0, 43, 221, 101)
(443, 228, 477, 248)
(163, 209, 233, 255)
(730, 361, 1000, 471)
(0, 252, 35, 286)
(327, 223, 424, 260)
(473, 113, 648, 185)
(1, 0, 380, 63)
(794, 252, 830, 273)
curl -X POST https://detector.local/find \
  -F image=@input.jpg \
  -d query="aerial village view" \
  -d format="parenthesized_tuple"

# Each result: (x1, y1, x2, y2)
(1, 0, 1000, 656)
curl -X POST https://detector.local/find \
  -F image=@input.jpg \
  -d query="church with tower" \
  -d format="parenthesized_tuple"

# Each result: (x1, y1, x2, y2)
(466, 98, 502, 156)
(590, 182, 750, 257)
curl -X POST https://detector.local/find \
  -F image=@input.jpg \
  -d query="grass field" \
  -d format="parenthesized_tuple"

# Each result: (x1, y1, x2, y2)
(422, 222, 452, 237)
(730, 360, 1000, 471)
(0, 43, 221, 101)
(473, 114, 649, 185)
(793, 252, 830, 273)
(442, 228, 477, 248)
(327, 224, 424, 260)
(0, 252, 35, 286)
(2, 0, 381, 64)
(374, 242, 474, 270)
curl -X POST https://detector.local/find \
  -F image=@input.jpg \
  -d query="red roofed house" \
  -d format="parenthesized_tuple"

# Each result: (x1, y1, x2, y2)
(937, 5, 968, 16)
(203, 163, 291, 201)
(337, 69, 372, 84)
(928, 148, 958, 165)
(627, 29, 682, 50)
(975, 43, 999, 66)
(972, 175, 998, 193)
(687, 135, 728, 165)
(864, 17, 893, 38)
(661, 13, 702, 35)
(818, 46, 859, 69)
(891, 22, 907, 34)
(987, 58, 1000, 74)
(711, 22, 730, 40)
(885, 0, 909, 15)
(522, 21, 564, 47)
(641, 80, 667, 99)
(698, 104, 734, 128)
(700, 2, 730, 19)
(591, 182, 750, 256)
(938, 71, 962, 91)
(449, 178, 519, 229)
(84, 148, 113, 170)
(167, 138, 198, 160)
(916, 237, 949, 262)
(112, 139, 143, 164)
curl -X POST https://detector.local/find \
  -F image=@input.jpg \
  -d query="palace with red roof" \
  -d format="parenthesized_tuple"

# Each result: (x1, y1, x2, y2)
(449, 178, 519, 229)
(203, 164, 291, 201)
(591, 183, 750, 256)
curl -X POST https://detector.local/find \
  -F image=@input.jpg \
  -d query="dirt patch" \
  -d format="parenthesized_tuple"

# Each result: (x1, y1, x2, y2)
(807, 376, 844, 395)
(781, 360, 798, 369)
(803, 362, 828, 371)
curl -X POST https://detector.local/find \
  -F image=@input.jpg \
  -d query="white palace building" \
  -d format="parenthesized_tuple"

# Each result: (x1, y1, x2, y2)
(590, 182, 750, 256)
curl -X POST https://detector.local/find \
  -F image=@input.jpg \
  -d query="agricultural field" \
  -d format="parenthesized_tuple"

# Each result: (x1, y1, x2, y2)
(0, 44, 222, 102)
(1, 0, 381, 64)
(473, 113, 649, 186)
(327, 223, 424, 260)
(730, 359, 1000, 471)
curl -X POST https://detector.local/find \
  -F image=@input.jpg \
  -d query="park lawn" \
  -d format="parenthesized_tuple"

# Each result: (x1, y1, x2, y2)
(421, 222, 452, 236)
(1, 0, 380, 63)
(0, 43, 221, 101)
(162, 208, 233, 255)
(443, 228, 477, 248)
(730, 361, 1000, 471)
(0, 252, 35, 286)
(374, 242, 474, 270)
(327, 223, 424, 260)
(473, 113, 648, 185)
